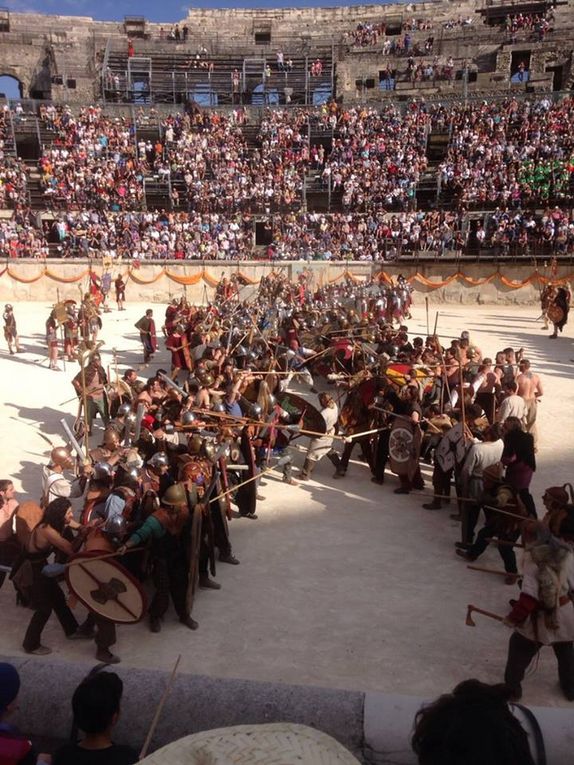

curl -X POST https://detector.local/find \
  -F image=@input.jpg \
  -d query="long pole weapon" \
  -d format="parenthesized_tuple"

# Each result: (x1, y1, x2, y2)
(139, 655, 181, 760)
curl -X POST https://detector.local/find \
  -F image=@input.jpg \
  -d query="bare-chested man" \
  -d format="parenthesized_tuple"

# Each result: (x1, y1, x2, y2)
(516, 358, 543, 447)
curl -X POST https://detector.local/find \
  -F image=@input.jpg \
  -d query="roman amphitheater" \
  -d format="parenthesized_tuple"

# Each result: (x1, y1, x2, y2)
(1, 2, 574, 763)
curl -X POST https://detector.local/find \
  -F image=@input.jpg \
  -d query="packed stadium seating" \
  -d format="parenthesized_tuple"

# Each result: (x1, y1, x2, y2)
(0, 1, 573, 261)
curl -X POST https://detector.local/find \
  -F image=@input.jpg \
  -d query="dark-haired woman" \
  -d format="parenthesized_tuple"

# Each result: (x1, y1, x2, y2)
(501, 417, 537, 518)
(21, 498, 85, 655)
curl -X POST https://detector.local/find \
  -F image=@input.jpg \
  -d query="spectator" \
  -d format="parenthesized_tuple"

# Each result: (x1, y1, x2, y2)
(53, 672, 138, 765)
(412, 679, 536, 765)
(0, 662, 45, 765)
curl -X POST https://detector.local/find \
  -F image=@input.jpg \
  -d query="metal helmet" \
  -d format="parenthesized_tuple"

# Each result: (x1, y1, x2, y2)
(104, 514, 126, 539)
(148, 452, 169, 469)
(163, 422, 175, 435)
(103, 427, 121, 450)
(250, 403, 263, 418)
(181, 410, 196, 426)
(93, 462, 113, 479)
(202, 440, 216, 462)
(234, 345, 248, 357)
(161, 482, 188, 508)
(125, 412, 137, 427)
(268, 394, 277, 408)
(212, 401, 226, 414)
(50, 446, 74, 470)
(117, 402, 132, 417)
(123, 449, 143, 470)
(188, 434, 203, 455)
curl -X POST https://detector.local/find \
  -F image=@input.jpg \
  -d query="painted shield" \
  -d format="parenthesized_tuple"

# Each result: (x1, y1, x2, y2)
(389, 418, 421, 478)
(66, 553, 147, 624)
(435, 435, 455, 473)
(275, 391, 326, 434)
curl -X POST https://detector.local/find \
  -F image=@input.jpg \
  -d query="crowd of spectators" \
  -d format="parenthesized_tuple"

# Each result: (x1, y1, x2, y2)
(3, 206, 573, 260)
(159, 109, 305, 213)
(37, 104, 144, 210)
(435, 97, 574, 209)
(0, 106, 28, 210)
(1, 97, 574, 259)
(503, 9, 554, 42)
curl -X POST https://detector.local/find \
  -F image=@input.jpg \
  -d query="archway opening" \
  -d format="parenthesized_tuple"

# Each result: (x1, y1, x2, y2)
(0, 74, 23, 100)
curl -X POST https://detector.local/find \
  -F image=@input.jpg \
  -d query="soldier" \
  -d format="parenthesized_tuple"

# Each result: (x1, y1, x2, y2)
(62, 301, 79, 361)
(3, 304, 22, 355)
(114, 274, 126, 311)
(135, 309, 157, 366)
(300, 393, 339, 481)
(41, 447, 92, 508)
(119, 483, 198, 633)
(46, 309, 60, 371)
(503, 519, 574, 701)
(72, 352, 110, 435)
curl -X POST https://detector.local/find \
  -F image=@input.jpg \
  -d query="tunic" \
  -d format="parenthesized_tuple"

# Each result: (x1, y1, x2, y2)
(307, 404, 339, 462)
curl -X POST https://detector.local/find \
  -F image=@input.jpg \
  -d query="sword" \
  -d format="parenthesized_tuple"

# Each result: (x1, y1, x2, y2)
(158, 372, 189, 399)
(133, 403, 145, 443)
(60, 418, 86, 462)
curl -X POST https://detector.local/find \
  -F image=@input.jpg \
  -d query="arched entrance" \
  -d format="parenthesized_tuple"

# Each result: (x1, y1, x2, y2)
(0, 74, 23, 99)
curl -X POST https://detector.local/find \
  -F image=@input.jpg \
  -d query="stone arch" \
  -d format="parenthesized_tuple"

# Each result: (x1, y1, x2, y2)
(0, 72, 24, 99)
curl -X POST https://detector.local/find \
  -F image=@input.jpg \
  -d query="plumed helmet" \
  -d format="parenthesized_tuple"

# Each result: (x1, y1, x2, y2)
(148, 452, 169, 469)
(104, 514, 126, 539)
(181, 410, 196, 426)
(50, 446, 74, 469)
(117, 402, 132, 417)
(161, 482, 188, 508)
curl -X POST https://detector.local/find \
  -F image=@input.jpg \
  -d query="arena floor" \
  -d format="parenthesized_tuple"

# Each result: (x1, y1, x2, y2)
(1, 300, 573, 707)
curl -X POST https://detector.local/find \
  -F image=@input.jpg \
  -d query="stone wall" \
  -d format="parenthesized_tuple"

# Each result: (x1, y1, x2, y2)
(1, 0, 573, 102)
(0, 260, 569, 305)
(2, 655, 573, 765)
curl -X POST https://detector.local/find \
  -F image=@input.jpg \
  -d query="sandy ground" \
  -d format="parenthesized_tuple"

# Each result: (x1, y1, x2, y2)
(1, 299, 574, 707)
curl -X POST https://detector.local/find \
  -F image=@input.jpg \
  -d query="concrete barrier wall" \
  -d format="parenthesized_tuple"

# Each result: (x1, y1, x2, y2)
(1, 260, 571, 305)
(3, 655, 574, 764)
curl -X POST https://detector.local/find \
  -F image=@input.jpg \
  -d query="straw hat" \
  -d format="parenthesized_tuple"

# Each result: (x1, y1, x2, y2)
(139, 723, 361, 765)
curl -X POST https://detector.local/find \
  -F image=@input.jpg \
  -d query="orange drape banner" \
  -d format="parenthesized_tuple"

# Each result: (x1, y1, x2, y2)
(6, 267, 46, 283)
(45, 268, 91, 283)
(373, 270, 574, 290)
(2, 265, 574, 290)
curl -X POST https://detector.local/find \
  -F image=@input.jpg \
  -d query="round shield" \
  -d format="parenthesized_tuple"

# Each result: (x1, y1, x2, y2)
(435, 435, 455, 473)
(276, 391, 326, 434)
(548, 303, 564, 324)
(66, 553, 147, 624)
(389, 426, 414, 464)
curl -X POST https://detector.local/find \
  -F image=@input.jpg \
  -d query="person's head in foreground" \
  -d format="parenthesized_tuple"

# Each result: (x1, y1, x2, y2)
(73, 672, 124, 738)
(412, 679, 536, 765)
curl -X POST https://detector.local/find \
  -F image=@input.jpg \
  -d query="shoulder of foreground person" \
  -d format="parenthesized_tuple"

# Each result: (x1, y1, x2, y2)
(53, 743, 138, 765)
